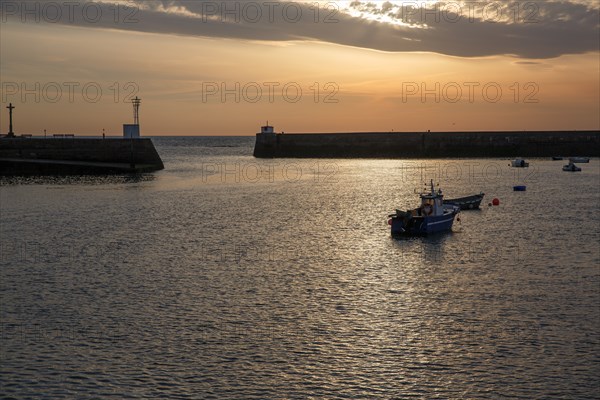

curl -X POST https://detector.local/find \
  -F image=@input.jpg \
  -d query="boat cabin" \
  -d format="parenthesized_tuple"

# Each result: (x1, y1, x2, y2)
(419, 188, 445, 217)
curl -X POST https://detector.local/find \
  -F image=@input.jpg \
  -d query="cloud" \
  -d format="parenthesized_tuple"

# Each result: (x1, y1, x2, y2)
(3, 0, 598, 58)
(514, 61, 543, 65)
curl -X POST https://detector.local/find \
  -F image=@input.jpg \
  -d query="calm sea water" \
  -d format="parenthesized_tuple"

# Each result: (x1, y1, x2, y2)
(1, 137, 599, 399)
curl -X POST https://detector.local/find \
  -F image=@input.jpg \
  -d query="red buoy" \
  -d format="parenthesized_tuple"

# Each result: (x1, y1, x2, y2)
(388, 219, 393, 225)
(492, 198, 500, 206)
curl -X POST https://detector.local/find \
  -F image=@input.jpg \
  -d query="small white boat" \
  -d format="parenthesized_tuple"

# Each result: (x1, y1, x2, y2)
(510, 158, 529, 168)
(563, 162, 582, 172)
(569, 157, 590, 163)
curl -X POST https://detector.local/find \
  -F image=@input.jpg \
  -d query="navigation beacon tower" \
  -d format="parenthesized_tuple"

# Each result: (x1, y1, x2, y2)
(123, 96, 141, 139)
(5, 103, 15, 138)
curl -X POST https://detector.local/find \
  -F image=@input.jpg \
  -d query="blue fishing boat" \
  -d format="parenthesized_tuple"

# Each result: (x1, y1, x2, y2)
(388, 181, 460, 236)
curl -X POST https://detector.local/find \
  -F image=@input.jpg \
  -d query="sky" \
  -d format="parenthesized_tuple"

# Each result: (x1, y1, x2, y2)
(0, 0, 599, 135)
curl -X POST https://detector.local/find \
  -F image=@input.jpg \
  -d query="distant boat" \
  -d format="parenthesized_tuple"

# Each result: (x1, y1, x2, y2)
(513, 185, 527, 191)
(552, 156, 563, 161)
(443, 192, 485, 210)
(569, 157, 590, 163)
(563, 162, 582, 172)
(510, 158, 529, 167)
(388, 181, 460, 236)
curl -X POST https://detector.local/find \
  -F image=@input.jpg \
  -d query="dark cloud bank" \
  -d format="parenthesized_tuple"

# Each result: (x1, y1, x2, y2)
(4, 0, 599, 59)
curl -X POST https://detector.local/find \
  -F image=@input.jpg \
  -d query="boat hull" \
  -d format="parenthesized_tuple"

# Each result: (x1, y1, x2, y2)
(391, 211, 458, 236)
(443, 193, 484, 210)
(569, 157, 589, 163)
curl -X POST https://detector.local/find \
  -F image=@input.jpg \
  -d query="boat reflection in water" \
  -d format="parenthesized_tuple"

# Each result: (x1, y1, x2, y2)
(389, 181, 460, 236)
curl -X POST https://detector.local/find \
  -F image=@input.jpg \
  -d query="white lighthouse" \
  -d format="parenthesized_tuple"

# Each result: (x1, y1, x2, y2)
(261, 122, 275, 135)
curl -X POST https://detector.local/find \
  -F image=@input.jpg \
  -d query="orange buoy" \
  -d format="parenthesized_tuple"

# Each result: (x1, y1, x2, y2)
(492, 198, 500, 206)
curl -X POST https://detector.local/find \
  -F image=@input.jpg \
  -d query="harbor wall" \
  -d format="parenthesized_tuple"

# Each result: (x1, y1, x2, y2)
(0, 138, 164, 175)
(254, 131, 600, 158)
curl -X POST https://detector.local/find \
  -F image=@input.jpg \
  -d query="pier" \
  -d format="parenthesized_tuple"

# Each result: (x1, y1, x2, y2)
(254, 128, 600, 158)
(0, 138, 164, 175)
(0, 98, 164, 176)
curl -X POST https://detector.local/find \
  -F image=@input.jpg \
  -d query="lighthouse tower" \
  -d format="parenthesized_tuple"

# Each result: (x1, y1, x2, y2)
(123, 97, 141, 138)
(261, 122, 275, 135)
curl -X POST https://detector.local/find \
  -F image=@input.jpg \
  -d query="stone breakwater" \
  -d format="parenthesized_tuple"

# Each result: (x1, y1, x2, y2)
(0, 138, 164, 175)
(254, 131, 600, 159)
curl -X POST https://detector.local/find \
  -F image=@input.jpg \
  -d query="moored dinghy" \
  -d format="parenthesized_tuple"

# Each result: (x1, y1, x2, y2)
(569, 157, 589, 163)
(443, 192, 485, 210)
(389, 181, 460, 236)
(563, 162, 582, 172)
(510, 158, 529, 167)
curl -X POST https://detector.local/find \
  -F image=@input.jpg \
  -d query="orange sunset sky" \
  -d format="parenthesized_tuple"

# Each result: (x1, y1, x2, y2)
(1, 0, 599, 135)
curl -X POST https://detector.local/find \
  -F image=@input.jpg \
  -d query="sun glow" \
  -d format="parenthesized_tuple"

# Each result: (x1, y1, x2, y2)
(329, 0, 443, 27)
